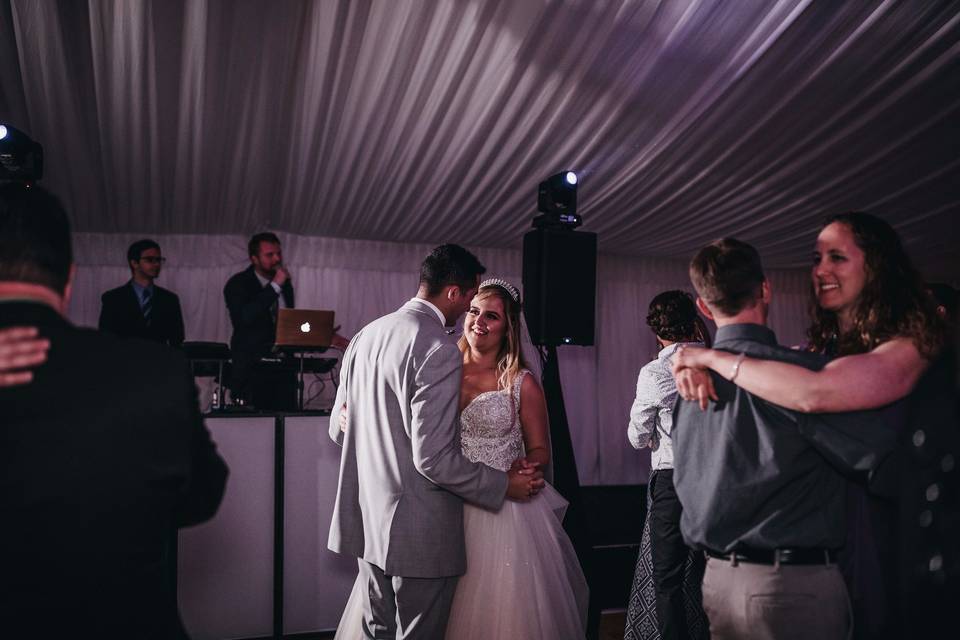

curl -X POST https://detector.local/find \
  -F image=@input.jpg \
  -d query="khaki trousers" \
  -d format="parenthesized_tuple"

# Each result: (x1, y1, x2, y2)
(701, 556, 851, 640)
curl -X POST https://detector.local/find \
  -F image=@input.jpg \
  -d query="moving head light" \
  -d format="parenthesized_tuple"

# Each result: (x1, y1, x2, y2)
(533, 171, 580, 229)
(0, 123, 44, 183)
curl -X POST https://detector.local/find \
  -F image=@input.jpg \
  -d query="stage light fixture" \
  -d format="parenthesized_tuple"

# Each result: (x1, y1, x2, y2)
(533, 170, 581, 229)
(0, 123, 44, 182)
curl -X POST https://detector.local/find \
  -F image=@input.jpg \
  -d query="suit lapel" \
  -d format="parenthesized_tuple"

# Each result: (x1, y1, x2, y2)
(243, 266, 260, 294)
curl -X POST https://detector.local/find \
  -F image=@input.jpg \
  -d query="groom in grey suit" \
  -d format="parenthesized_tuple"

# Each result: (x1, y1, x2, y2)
(328, 245, 543, 639)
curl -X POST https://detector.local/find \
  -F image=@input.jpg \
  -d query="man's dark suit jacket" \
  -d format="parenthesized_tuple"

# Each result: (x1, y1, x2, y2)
(223, 265, 294, 394)
(0, 301, 228, 639)
(99, 281, 186, 347)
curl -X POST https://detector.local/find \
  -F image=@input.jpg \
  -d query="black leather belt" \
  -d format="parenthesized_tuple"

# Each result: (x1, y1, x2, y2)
(706, 547, 837, 566)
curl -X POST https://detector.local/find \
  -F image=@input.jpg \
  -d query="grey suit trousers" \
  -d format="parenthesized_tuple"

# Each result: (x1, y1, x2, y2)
(357, 559, 458, 640)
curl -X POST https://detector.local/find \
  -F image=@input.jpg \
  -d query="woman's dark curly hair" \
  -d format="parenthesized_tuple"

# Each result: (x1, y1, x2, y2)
(808, 212, 945, 357)
(647, 290, 709, 346)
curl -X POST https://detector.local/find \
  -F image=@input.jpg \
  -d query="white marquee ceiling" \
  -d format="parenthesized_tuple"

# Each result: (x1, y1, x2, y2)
(1, 0, 958, 277)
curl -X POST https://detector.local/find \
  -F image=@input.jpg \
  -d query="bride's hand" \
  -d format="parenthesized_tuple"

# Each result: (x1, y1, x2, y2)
(338, 403, 348, 432)
(506, 471, 545, 501)
(509, 457, 540, 475)
(507, 459, 544, 500)
(674, 367, 718, 410)
(0, 327, 49, 387)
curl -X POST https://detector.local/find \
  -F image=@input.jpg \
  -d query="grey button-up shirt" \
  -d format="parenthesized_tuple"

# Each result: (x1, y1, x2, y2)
(672, 323, 902, 553)
(627, 342, 702, 471)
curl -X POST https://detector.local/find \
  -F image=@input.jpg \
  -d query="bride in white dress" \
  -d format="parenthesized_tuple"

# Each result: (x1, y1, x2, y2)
(335, 278, 588, 639)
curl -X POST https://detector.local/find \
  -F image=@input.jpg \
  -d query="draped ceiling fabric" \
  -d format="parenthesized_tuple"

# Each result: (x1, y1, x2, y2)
(1, 0, 957, 275)
(1, 1, 958, 483)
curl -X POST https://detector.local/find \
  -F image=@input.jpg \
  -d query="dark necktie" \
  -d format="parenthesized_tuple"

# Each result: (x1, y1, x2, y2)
(142, 288, 153, 327)
(270, 285, 279, 324)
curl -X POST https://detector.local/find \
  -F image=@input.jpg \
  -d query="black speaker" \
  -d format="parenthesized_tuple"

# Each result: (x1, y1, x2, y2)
(522, 228, 597, 346)
(581, 485, 647, 609)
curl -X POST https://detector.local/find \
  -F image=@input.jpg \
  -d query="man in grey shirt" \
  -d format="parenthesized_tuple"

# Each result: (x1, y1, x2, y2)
(671, 238, 899, 640)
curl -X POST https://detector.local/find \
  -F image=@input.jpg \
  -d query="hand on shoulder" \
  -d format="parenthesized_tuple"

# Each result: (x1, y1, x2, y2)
(0, 326, 49, 387)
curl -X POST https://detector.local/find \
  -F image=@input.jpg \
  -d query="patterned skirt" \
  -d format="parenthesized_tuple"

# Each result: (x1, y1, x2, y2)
(623, 485, 710, 640)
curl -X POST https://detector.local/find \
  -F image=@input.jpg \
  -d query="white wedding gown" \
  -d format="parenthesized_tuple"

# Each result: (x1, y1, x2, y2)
(334, 370, 589, 639)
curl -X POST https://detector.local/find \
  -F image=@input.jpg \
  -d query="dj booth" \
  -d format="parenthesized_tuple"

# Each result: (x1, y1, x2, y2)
(183, 341, 338, 412)
(178, 412, 357, 639)
(178, 342, 355, 639)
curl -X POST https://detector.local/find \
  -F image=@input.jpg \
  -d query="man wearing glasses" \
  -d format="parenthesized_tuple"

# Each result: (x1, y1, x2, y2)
(99, 239, 185, 347)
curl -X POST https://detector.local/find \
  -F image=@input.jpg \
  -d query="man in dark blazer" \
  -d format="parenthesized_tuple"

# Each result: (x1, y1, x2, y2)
(99, 238, 185, 347)
(223, 232, 296, 409)
(0, 183, 228, 639)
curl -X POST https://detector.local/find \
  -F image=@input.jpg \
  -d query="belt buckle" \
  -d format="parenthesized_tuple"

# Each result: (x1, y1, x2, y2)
(775, 548, 832, 566)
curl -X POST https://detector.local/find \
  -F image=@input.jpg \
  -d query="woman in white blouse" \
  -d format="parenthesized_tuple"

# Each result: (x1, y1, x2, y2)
(624, 290, 710, 640)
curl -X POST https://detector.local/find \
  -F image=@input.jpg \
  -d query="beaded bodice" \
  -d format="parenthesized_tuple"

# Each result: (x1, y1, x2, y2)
(459, 370, 528, 472)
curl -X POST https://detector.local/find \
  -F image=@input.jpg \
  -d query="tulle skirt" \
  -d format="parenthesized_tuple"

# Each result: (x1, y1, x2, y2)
(334, 483, 589, 639)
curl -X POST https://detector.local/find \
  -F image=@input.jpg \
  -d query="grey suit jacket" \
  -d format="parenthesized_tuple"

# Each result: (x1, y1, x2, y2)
(327, 299, 509, 577)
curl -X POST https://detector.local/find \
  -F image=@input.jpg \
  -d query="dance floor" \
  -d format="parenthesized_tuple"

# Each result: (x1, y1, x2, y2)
(311, 609, 628, 640)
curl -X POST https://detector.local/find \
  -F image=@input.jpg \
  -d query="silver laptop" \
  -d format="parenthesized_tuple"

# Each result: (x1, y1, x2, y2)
(275, 309, 335, 349)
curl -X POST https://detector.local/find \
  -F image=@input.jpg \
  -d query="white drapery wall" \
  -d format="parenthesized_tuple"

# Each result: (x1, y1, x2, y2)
(67, 232, 812, 485)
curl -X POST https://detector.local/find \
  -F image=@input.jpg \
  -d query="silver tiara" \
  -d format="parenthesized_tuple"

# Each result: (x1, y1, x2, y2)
(480, 277, 520, 302)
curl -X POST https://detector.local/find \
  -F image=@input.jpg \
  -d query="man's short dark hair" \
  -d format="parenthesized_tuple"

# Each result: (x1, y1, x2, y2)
(248, 232, 281, 257)
(127, 238, 160, 264)
(419, 244, 486, 296)
(0, 183, 73, 294)
(689, 237, 765, 316)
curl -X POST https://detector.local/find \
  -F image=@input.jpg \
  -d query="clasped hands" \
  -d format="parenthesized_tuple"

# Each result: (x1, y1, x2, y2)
(507, 457, 545, 502)
(338, 405, 545, 501)
(670, 344, 718, 410)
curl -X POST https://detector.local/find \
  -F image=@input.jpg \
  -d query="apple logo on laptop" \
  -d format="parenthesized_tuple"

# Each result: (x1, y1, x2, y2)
(300, 322, 311, 333)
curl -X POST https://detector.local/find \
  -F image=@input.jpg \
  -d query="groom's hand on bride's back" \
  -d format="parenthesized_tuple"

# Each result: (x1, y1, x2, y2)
(506, 458, 545, 501)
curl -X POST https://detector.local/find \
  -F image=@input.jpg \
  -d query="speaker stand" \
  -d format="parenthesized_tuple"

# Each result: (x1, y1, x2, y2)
(541, 344, 601, 640)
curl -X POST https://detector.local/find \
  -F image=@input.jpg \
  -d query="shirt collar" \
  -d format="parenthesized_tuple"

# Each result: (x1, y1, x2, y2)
(715, 323, 778, 346)
(410, 297, 446, 326)
(254, 270, 272, 288)
(129, 279, 153, 299)
(0, 298, 67, 326)
(658, 341, 703, 360)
